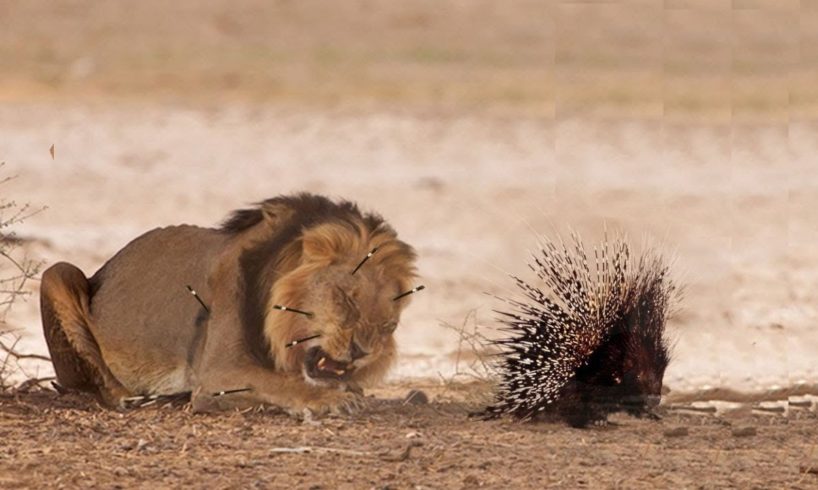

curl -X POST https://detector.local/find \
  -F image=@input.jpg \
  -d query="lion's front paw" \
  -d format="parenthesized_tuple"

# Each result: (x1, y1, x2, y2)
(294, 389, 366, 417)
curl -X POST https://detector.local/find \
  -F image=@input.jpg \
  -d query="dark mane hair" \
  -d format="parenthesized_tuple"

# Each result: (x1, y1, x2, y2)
(220, 193, 394, 367)
(219, 193, 386, 235)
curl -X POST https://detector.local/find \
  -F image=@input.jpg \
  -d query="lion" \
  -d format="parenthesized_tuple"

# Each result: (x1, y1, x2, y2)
(40, 193, 418, 414)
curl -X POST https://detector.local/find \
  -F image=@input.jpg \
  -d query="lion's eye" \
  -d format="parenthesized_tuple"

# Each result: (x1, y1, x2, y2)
(335, 288, 360, 328)
(342, 304, 360, 328)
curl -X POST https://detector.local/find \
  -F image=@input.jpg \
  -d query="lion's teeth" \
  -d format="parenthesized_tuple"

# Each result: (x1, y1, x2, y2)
(334, 369, 345, 376)
(318, 357, 326, 369)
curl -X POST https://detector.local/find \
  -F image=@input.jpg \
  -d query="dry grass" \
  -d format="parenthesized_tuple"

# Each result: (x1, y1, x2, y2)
(436, 311, 497, 406)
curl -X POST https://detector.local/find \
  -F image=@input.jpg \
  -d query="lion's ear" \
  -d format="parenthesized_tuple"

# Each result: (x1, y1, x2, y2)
(260, 203, 295, 228)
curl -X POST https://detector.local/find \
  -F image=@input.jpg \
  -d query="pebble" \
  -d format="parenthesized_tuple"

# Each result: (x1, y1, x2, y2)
(463, 475, 480, 487)
(663, 427, 689, 438)
(731, 427, 757, 438)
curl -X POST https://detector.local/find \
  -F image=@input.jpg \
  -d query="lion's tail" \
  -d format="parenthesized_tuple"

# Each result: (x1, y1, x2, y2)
(40, 262, 129, 405)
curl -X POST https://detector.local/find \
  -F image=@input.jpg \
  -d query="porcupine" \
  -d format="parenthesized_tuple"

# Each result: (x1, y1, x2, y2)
(483, 233, 677, 427)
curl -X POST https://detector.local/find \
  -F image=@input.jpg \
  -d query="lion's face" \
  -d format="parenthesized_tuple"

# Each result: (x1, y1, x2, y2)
(266, 221, 417, 387)
(297, 265, 402, 385)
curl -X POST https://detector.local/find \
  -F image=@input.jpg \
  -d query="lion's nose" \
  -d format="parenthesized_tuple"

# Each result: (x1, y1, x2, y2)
(350, 340, 368, 361)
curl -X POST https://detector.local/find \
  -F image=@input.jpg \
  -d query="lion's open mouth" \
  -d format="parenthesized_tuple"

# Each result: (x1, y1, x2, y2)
(304, 346, 351, 380)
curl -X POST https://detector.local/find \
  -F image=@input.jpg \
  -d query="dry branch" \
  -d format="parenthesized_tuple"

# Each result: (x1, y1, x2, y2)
(439, 309, 497, 383)
(0, 163, 47, 390)
(0, 337, 51, 362)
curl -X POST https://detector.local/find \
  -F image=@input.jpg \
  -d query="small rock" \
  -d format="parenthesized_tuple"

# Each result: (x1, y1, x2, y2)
(462, 474, 480, 487)
(301, 408, 322, 427)
(380, 440, 422, 462)
(404, 390, 429, 405)
(663, 427, 689, 438)
(731, 427, 757, 438)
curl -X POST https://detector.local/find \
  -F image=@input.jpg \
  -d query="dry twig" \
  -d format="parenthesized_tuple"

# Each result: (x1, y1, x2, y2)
(439, 309, 497, 384)
(269, 446, 370, 456)
(0, 163, 47, 390)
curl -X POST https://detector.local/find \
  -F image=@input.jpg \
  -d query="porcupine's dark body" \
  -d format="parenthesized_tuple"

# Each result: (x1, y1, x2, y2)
(485, 234, 676, 427)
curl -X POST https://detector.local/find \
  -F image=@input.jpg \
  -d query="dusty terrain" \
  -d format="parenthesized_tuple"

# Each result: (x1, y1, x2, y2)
(2, 385, 818, 489)
(2, 1, 818, 488)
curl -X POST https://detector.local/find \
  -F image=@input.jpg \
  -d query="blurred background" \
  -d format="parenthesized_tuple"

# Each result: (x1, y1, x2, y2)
(1, 0, 816, 394)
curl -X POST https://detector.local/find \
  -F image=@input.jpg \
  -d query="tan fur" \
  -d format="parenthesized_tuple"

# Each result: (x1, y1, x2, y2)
(266, 220, 415, 378)
(40, 263, 130, 405)
(40, 194, 418, 415)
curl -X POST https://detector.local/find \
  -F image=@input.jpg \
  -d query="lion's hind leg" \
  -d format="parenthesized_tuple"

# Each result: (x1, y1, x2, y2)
(40, 262, 129, 406)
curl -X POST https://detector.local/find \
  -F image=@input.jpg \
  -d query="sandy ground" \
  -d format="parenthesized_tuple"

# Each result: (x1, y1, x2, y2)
(1, 385, 817, 489)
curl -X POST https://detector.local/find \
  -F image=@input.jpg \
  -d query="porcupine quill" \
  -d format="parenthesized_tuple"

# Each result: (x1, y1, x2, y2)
(285, 334, 322, 349)
(212, 388, 253, 397)
(271, 304, 314, 318)
(185, 285, 210, 313)
(280, 249, 425, 348)
(122, 387, 253, 407)
(484, 232, 677, 427)
(272, 305, 320, 348)
(393, 285, 426, 301)
(352, 247, 378, 275)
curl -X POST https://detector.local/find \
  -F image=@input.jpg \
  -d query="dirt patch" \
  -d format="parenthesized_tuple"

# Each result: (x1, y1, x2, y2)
(1, 385, 816, 489)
